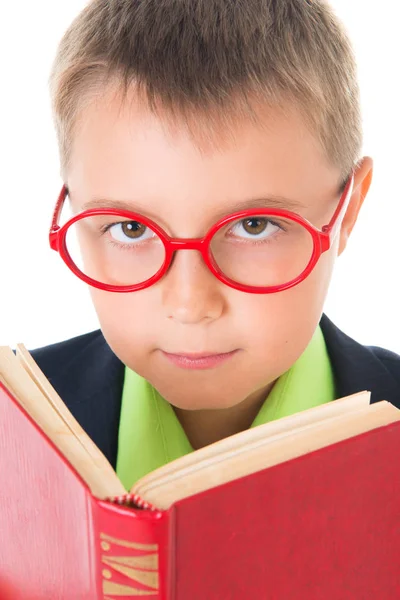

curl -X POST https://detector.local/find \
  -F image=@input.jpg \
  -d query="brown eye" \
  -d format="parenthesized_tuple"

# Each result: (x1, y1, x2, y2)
(242, 218, 268, 235)
(121, 221, 147, 239)
(227, 217, 282, 242)
(108, 221, 155, 244)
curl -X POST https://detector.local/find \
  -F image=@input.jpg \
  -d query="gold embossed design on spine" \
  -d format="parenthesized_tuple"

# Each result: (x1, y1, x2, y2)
(100, 533, 159, 597)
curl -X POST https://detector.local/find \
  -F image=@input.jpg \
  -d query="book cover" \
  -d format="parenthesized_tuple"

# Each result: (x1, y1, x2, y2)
(1, 379, 400, 598)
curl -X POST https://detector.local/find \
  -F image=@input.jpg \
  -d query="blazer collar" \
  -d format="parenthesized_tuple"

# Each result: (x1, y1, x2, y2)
(320, 314, 400, 406)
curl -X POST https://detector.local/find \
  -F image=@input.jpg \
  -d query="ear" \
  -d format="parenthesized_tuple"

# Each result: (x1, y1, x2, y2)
(338, 156, 373, 256)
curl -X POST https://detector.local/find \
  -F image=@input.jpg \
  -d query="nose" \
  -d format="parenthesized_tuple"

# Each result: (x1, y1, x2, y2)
(161, 249, 226, 324)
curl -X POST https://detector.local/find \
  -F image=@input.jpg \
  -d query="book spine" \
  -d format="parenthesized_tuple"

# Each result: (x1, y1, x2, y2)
(90, 497, 173, 600)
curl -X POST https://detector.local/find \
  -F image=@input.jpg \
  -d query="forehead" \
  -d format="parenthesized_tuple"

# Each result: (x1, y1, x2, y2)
(67, 89, 340, 226)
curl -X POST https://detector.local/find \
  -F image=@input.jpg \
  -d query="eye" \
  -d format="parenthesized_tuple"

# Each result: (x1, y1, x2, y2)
(229, 217, 283, 241)
(108, 221, 155, 244)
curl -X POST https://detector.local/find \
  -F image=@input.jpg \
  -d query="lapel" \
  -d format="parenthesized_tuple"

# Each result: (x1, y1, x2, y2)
(32, 331, 125, 470)
(32, 315, 400, 470)
(320, 314, 400, 406)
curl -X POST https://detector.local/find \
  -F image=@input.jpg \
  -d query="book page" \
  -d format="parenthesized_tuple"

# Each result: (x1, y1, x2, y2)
(15, 344, 118, 478)
(132, 391, 370, 494)
(0, 347, 125, 499)
(134, 401, 399, 509)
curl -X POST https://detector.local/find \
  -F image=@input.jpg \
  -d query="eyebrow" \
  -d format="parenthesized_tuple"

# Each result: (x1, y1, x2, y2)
(81, 194, 309, 218)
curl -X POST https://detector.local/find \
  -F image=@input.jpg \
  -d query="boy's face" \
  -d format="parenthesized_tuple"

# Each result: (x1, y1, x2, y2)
(67, 88, 371, 411)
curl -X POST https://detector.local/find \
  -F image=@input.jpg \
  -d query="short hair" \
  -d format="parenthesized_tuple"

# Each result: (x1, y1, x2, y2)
(50, 0, 362, 184)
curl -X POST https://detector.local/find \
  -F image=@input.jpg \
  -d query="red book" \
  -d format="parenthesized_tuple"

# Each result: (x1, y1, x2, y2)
(1, 345, 400, 599)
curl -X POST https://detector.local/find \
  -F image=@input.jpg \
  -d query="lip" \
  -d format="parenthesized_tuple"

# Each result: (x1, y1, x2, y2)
(161, 350, 239, 370)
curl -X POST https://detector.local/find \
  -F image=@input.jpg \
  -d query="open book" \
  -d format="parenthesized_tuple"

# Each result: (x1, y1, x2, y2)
(1, 344, 400, 599)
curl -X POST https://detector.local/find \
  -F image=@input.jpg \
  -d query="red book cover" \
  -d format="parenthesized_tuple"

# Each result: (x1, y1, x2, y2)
(1, 380, 400, 599)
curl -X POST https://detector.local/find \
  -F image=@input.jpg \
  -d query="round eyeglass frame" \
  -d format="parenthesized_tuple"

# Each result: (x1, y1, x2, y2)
(49, 172, 354, 294)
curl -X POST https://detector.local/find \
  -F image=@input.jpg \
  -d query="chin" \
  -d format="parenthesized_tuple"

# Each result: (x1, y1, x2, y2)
(164, 393, 238, 412)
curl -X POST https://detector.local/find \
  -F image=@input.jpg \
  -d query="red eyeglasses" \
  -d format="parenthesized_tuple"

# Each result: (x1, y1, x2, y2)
(49, 173, 354, 294)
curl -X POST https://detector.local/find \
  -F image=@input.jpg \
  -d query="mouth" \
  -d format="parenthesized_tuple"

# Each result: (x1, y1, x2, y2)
(160, 350, 239, 370)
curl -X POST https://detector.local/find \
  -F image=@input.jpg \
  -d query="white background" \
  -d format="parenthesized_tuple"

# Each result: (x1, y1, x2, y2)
(1, 1, 399, 351)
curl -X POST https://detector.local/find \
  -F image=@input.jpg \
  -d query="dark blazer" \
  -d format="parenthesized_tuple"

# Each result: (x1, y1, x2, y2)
(31, 314, 400, 470)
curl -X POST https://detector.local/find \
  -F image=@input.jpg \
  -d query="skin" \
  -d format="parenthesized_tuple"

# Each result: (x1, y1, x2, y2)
(66, 87, 373, 450)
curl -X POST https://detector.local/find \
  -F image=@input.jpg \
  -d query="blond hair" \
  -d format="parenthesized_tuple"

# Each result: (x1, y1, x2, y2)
(50, 0, 362, 184)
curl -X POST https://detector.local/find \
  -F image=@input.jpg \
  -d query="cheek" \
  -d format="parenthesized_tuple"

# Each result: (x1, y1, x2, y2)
(238, 249, 336, 357)
(88, 288, 158, 368)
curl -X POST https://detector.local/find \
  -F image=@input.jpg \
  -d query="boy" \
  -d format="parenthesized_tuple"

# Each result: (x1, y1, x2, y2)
(33, 0, 400, 491)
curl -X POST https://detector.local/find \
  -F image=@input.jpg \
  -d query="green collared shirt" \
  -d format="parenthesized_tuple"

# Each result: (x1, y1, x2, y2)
(116, 326, 336, 490)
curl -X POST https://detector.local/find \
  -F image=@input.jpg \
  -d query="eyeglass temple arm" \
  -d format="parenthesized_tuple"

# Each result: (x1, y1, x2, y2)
(49, 185, 68, 250)
(322, 171, 355, 241)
